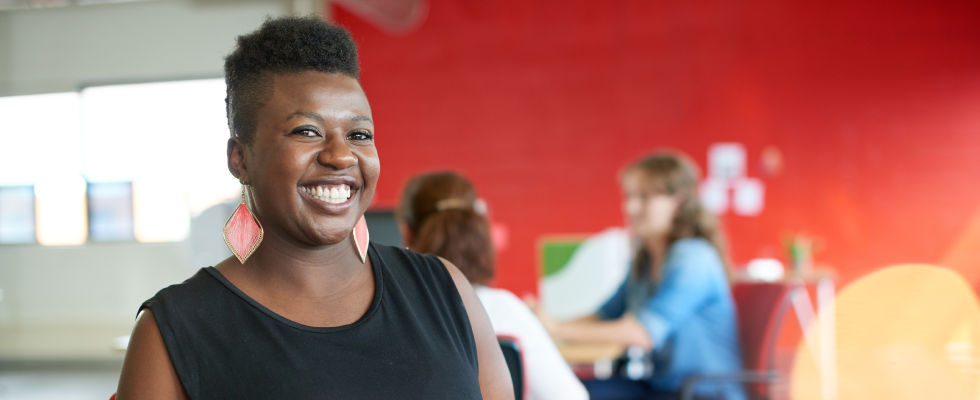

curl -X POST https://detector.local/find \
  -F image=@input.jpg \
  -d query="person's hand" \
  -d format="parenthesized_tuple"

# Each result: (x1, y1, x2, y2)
(523, 294, 559, 336)
(619, 314, 654, 350)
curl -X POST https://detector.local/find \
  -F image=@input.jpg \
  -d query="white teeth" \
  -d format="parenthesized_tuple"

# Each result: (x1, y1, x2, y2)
(303, 184, 352, 204)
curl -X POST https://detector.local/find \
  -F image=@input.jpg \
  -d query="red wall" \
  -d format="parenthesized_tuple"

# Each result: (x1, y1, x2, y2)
(334, 0, 980, 296)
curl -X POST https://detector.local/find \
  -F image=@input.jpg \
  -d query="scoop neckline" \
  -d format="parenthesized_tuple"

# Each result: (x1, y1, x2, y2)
(203, 243, 384, 333)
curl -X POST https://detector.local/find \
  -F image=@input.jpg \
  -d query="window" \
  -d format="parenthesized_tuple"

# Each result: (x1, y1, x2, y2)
(81, 79, 236, 242)
(87, 182, 134, 242)
(34, 176, 88, 246)
(0, 186, 36, 244)
(0, 92, 85, 245)
(0, 79, 239, 245)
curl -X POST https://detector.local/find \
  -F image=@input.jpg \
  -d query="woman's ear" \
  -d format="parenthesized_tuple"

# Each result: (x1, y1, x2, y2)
(227, 137, 248, 183)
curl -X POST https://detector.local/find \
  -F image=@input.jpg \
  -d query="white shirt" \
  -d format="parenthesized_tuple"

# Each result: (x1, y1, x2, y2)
(475, 286, 590, 400)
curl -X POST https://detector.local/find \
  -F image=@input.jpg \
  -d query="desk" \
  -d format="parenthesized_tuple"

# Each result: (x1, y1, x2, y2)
(557, 341, 625, 364)
(729, 269, 836, 284)
(556, 341, 627, 380)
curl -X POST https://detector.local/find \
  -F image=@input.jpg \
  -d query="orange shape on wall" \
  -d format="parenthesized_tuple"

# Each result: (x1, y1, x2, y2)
(791, 265, 980, 400)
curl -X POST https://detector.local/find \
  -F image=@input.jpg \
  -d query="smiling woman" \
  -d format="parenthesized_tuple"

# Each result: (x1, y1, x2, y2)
(114, 16, 513, 400)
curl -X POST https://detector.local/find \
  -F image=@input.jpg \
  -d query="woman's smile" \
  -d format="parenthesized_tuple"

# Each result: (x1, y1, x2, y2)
(239, 70, 380, 245)
(302, 184, 352, 204)
(298, 175, 360, 213)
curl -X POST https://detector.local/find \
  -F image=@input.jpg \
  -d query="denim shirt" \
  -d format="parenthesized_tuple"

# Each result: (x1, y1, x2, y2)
(597, 238, 746, 400)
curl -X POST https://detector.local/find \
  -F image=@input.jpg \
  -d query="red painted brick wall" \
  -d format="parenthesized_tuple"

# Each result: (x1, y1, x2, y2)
(334, 0, 980, 295)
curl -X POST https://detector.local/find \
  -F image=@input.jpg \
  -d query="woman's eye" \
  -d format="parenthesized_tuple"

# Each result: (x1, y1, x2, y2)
(348, 131, 373, 141)
(291, 127, 321, 138)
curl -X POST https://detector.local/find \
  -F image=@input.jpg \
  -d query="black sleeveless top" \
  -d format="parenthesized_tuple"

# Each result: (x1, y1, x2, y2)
(139, 243, 482, 399)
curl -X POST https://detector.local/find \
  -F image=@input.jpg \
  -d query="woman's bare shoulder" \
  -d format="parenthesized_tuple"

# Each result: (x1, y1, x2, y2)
(116, 310, 189, 400)
(436, 257, 515, 400)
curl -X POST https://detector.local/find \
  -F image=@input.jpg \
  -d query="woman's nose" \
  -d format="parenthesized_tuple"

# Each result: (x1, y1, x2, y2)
(316, 135, 358, 170)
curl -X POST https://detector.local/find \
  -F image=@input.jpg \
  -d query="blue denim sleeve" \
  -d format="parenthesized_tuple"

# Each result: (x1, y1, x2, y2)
(596, 280, 628, 320)
(635, 239, 724, 347)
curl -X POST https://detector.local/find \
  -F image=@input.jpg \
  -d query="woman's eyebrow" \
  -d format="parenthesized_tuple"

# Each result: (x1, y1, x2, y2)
(286, 111, 324, 121)
(285, 112, 372, 124)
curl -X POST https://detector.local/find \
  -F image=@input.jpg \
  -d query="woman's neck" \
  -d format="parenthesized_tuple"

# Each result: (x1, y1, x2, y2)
(643, 234, 669, 259)
(218, 228, 370, 298)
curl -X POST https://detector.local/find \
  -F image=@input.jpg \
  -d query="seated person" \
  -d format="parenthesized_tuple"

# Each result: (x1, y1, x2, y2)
(116, 17, 512, 400)
(398, 172, 590, 400)
(532, 152, 746, 400)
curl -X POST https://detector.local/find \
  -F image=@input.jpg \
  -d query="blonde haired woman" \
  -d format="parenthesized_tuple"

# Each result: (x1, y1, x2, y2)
(536, 152, 745, 400)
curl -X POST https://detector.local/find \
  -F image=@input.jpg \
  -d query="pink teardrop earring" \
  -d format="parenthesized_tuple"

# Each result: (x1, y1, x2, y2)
(224, 185, 264, 263)
(352, 215, 369, 263)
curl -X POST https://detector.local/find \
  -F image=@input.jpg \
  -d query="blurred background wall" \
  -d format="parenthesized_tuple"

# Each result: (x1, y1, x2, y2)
(1, 0, 979, 362)
(0, 0, 288, 96)
(335, 0, 980, 296)
(0, 0, 289, 362)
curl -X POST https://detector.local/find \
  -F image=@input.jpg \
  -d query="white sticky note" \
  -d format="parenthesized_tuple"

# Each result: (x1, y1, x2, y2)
(708, 143, 747, 180)
(698, 177, 730, 215)
(732, 177, 765, 216)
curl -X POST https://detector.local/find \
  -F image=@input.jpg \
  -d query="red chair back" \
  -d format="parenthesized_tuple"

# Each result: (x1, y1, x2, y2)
(731, 282, 796, 398)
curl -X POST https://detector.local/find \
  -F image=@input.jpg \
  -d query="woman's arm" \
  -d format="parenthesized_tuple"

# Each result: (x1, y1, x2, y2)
(527, 298, 652, 350)
(439, 258, 515, 400)
(116, 310, 189, 400)
(532, 240, 724, 352)
(631, 240, 723, 350)
(552, 314, 652, 350)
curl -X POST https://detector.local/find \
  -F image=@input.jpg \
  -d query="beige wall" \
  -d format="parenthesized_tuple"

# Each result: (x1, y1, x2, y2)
(0, 0, 287, 361)
(0, 0, 288, 97)
(0, 242, 194, 360)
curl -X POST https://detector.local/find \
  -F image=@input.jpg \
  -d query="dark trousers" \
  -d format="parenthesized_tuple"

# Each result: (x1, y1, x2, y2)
(583, 378, 720, 400)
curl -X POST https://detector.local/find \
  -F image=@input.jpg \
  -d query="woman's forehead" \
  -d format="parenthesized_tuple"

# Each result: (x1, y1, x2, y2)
(622, 169, 668, 193)
(265, 71, 370, 114)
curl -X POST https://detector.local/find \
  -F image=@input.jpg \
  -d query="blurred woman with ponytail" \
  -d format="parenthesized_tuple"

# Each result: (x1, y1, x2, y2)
(532, 152, 746, 400)
(398, 172, 589, 400)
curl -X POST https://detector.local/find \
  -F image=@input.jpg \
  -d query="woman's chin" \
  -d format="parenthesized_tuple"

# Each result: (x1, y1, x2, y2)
(286, 212, 360, 244)
(302, 228, 356, 247)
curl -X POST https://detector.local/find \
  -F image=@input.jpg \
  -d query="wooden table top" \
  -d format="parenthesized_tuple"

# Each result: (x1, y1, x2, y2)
(555, 340, 626, 364)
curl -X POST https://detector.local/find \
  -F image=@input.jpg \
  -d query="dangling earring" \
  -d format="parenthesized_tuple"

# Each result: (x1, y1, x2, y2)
(352, 215, 369, 263)
(224, 185, 264, 264)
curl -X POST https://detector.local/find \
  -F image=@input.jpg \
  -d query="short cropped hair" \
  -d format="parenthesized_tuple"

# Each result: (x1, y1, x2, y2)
(223, 16, 360, 145)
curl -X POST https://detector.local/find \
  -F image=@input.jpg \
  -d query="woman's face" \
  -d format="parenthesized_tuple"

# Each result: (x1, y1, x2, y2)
(621, 170, 680, 239)
(231, 71, 379, 247)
